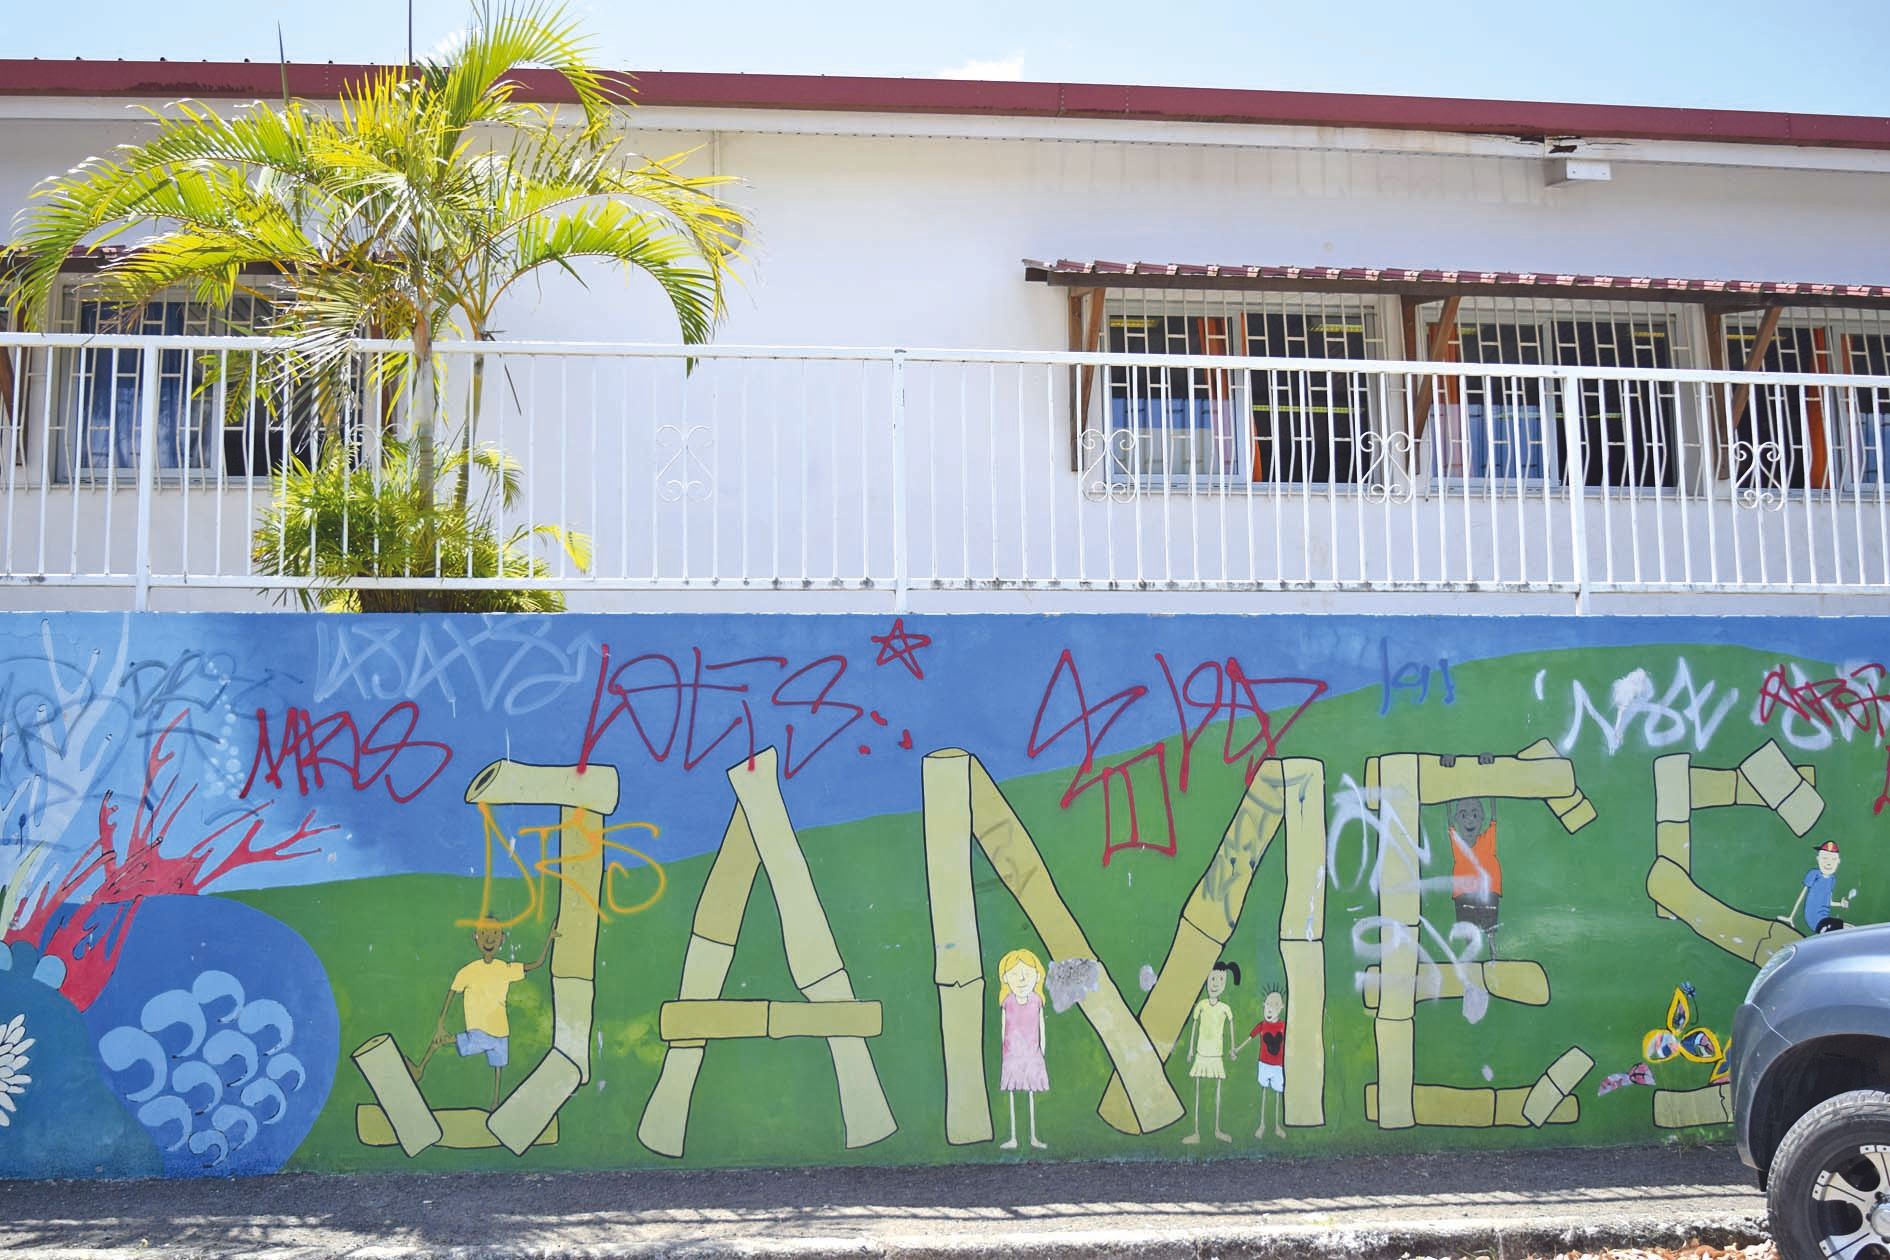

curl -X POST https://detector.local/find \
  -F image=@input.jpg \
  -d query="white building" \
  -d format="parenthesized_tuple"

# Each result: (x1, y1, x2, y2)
(3, 60, 1890, 613)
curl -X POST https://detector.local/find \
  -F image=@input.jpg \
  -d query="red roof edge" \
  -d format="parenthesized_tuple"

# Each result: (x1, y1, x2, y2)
(2, 61, 1888, 152)
(1021, 259, 1890, 304)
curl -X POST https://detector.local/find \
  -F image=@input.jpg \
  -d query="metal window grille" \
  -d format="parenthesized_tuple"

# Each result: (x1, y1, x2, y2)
(1099, 289, 1388, 490)
(1417, 297, 1700, 493)
(1721, 308, 1890, 496)
(38, 284, 326, 485)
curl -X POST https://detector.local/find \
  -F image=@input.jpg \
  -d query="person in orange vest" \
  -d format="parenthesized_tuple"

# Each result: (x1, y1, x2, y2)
(1448, 795, 1501, 951)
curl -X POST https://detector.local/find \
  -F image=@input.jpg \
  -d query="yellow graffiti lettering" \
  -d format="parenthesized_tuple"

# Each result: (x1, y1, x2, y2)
(459, 804, 666, 928)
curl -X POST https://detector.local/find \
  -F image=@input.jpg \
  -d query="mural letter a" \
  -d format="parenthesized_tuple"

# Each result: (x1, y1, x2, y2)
(637, 747, 896, 1157)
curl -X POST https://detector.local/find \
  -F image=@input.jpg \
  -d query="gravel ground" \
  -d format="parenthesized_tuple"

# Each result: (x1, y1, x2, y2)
(0, 1144, 1770, 1259)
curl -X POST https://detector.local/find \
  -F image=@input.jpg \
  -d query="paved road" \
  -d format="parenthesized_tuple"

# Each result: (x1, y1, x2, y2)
(0, 1144, 1768, 1259)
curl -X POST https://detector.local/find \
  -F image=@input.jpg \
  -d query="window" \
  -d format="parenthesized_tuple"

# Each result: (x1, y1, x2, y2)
(45, 286, 321, 483)
(1248, 310, 1375, 484)
(1843, 332, 1890, 489)
(1101, 292, 1384, 487)
(1428, 320, 1551, 482)
(1105, 312, 1247, 485)
(1425, 306, 1686, 490)
(1720, 312, 1890, 494)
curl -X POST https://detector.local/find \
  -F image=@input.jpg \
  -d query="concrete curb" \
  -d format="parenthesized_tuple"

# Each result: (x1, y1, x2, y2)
(646, 1222, 1774, 1260)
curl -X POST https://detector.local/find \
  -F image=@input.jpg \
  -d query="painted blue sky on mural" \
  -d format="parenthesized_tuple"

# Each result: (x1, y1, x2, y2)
(0, 612, 1881, 892)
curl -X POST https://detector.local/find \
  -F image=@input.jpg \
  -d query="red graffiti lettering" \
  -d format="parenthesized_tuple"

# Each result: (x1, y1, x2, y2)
(242, 700, 453, 804)
(577, 645, 864, 779)
(1028, 650, 1325, 866)
(1758, 661, 1890, 737)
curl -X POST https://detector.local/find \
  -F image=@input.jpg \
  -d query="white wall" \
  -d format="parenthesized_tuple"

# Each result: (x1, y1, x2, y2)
(509, 122, 1890, 351)
(4, 108, 1887, 347)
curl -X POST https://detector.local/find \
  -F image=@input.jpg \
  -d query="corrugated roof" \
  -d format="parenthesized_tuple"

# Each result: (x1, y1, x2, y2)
(0, 61, 1886, 152)
(1023, 259, 1890, 308)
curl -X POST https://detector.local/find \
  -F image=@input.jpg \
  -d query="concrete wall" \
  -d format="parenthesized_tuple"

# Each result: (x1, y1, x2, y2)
(0, 610, 1880, 1176)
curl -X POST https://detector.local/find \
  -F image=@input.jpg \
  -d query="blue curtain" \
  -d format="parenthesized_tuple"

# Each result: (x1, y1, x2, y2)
(72, 302, 193, 476)
(1466, 404, 1546, 481)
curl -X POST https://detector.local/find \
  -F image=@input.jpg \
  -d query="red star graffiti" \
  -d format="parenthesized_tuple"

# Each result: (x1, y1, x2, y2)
(870, 618, 932, 680)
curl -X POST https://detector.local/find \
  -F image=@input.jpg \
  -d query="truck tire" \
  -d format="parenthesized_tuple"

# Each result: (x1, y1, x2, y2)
(1768, 1089, 1890, 1260)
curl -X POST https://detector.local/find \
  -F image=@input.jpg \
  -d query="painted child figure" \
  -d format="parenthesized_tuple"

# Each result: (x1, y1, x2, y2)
(1784, 840, 1855, 934)
(995, 947, 1050, 1151)
(1448, 794, 1502, 950)
(1236, 986, 1288, 1140)
(415, 919, 558, 1108)
(1182, 961, 1240, 1145)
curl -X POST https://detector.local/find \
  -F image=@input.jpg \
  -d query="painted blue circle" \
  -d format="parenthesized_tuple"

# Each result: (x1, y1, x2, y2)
(82, 895, 338, 1178)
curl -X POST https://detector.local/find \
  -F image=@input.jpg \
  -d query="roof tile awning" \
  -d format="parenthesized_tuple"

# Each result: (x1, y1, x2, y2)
(1023, 259, 1890, 310)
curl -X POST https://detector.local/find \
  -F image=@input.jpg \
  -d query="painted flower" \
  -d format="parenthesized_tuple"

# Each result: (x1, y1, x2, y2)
(0, 1012, 33, 1127)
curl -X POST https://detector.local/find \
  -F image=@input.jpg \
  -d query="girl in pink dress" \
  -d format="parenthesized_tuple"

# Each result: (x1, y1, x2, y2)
(996, 947, 1049, 1150)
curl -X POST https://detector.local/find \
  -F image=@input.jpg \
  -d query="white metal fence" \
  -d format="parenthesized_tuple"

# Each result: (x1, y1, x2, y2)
(4, 331, 1890, 610)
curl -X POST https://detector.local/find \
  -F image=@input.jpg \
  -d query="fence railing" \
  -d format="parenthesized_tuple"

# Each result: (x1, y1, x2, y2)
(4, 331, 1890, 610)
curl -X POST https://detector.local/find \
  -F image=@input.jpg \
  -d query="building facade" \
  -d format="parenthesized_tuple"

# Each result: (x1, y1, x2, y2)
(0, 66, 1888, 1183)
(3, 64, 1890, 613)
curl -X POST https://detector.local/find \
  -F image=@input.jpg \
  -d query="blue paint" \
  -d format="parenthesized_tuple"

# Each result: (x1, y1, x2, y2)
(82, 896, 338, 1177)
(1379, 636, 1455, 715)
(4, 611, 1875, 887)
(0, 942, 160, 1179)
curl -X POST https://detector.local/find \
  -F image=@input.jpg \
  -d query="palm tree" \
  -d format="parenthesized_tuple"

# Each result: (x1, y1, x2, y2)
(3, 0, 745, 607)
(251, 437, 590, 612)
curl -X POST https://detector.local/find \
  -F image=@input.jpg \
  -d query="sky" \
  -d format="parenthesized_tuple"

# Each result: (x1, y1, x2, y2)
(5, 0, 1890, 118)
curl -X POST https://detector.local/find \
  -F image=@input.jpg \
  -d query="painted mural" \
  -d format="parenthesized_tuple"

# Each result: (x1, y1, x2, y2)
(0, 610, 1883, 1177)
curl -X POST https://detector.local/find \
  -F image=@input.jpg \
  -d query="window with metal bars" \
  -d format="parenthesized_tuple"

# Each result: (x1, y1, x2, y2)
(1423, 306, 1686, 491)
(1845, 332, 1890, 488)
(1104, 312, 1247, 485)
(1101, 291, 1384, 487)
(1719, 311, 1890, 494)
(39, 284, 327, 484)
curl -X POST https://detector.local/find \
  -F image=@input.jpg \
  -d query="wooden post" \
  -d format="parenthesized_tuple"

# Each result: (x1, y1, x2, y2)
(1407, 295, 1463, 465)
(1071, 288, 1107, 470)
(1066, 290, 1085, 470)
(1727, 304, 1783, 446)
(1704, 307, 1727, 478)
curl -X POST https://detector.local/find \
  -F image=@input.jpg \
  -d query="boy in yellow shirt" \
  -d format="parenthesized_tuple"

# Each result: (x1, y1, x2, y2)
(415, 919, 557, 1108)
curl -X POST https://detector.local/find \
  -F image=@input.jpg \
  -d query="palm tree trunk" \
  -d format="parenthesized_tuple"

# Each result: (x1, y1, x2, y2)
(453, 338, 487, 513)
(411, 308, 438, 573)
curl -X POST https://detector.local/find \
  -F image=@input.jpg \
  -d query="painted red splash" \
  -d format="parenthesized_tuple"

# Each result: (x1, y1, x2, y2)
(4, 711, 333, 1009)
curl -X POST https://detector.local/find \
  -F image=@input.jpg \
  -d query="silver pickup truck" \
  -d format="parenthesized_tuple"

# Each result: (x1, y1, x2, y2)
(1733, 921, 1890, 1260)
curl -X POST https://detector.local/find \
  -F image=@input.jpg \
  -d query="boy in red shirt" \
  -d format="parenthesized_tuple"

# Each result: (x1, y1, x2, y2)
(1236, 987, 1287, 1140)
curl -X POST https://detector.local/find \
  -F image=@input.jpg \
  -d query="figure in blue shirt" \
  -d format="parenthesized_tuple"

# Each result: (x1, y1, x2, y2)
(1783, 840, 1852, 934)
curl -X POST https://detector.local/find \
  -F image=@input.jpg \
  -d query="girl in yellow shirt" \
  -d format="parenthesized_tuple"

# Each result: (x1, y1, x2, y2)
(1182, 961, 1240, 1145)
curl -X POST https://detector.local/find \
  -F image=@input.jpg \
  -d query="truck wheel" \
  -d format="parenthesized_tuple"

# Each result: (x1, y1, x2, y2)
(1769, 1089, 1890, 1260)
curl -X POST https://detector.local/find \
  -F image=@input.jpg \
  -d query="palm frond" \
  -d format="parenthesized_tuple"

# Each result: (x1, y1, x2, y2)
(5, 0, 743, 610)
